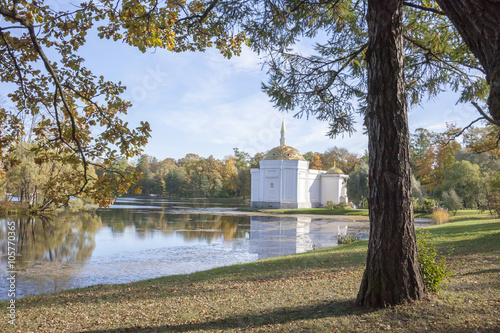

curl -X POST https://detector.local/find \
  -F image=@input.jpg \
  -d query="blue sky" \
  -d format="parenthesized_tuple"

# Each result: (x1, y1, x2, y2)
(22, 33, 489, 161)
(94, 41, 481, 161)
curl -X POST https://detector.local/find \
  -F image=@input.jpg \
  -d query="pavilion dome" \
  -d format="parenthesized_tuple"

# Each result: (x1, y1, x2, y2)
(326, 166, 344, 174)
(263, 145, 306, 161)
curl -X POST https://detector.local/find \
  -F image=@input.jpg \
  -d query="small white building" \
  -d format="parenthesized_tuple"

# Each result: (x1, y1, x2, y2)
(250, 120, 349, 209)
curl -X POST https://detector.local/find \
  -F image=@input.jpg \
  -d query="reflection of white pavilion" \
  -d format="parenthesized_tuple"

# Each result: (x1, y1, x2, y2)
(250, 119, 349, 209)
(248, 216, 356, 259)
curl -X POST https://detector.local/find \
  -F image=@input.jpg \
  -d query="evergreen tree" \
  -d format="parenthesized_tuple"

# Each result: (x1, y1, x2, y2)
(165, 169, 187, 197)
(346, 161, 369, 207)
(436, 0, 500, 127)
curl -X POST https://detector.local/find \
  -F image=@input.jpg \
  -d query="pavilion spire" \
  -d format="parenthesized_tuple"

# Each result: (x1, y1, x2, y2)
(280, 117, 286, 146)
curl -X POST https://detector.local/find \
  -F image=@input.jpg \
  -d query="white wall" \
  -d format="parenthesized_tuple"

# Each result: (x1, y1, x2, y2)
(306, 170, 322, 207)
(320, 174, 349, 206)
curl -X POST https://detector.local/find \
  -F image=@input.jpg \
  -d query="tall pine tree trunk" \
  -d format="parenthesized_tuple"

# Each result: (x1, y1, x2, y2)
(356, 0, 425, 307)
(436, 0, 500, 125)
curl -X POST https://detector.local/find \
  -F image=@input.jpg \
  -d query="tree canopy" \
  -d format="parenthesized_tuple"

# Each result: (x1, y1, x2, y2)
(0, 0, 245, 207)
(436, 0, 500, 127)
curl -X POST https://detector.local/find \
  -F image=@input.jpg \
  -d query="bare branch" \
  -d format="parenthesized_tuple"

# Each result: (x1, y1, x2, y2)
(472, 101, 500, 127)
(177, 0, 219, 24)
(442, 116, 484, 146)
(403, 1, 446, 16)
(0, 27, 29, 102)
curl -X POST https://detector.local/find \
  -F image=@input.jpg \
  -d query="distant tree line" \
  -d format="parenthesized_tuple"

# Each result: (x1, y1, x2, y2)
(128, 149, 256, 198)
(0, 142, 363, 210)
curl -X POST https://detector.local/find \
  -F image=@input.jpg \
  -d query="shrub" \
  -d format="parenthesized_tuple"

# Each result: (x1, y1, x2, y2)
(326, 201, 349, 210)
(422, 198, 437, 213)
(326, 201, 335, 209)
(412, 198, 420, 210)
(416, 229, 450, 292)
(337, 234, 360, 245)
(431, 208, 450, 224)
(334, 202, 349, 209)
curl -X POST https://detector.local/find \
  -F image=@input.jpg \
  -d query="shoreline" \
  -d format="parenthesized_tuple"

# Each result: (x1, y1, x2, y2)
(160, 207, 432, 229)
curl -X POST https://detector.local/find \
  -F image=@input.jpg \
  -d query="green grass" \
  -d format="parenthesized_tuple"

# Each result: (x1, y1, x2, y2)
(263, 208, 370, 216)
(2, 218, 499, 332)
(448, 209, 497, 221)
(415, 209, 496, 221)
(247, 208, 494, 220)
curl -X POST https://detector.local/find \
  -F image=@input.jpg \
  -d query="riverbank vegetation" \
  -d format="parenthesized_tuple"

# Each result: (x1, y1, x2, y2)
(0, 146, 359, 213)
(0, 201, 30, 216)
(2, 217, 498, 332)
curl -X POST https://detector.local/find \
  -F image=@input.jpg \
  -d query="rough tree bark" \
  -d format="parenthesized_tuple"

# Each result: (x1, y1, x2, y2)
(356, 0, 426, 307)
(436, 0, 500, 125)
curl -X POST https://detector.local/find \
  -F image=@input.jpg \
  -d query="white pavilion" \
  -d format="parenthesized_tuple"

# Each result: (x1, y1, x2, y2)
(250, 120, 349, 209)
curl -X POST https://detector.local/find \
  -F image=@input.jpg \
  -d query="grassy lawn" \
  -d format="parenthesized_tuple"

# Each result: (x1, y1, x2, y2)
(414, 209, 496, 221)
(448, 210, 497, 221)
(2, 218, 499, 332)
(259, 207, 370, 216)
(256, 207, 494, 220)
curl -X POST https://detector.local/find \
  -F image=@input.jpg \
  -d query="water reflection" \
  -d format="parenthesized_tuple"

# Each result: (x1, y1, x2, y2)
(0, 198, 368, 300)
(0, 213, 102, 299)
(97, 208, 249, 242)
(0, 213, 101, 268)
(249, 216, 368, 259)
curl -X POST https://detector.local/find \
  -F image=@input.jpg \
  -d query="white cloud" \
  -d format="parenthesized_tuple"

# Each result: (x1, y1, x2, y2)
(157, 92, 282, 155)
(228, 47, 264, 72)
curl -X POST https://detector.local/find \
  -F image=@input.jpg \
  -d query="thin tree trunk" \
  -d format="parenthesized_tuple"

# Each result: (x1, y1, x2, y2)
(436, 0, 500, 124)
(357, 0, 425, 307)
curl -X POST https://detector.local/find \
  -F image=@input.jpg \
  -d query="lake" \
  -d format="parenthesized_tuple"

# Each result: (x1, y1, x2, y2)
(0, 197, 370, 300)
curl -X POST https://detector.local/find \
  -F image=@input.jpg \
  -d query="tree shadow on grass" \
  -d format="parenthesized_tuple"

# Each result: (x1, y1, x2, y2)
(80, 299, 370, 332)
(463, 268, 500, 276)
(439, 233, 500, 257)
(429, 221, 500, 240)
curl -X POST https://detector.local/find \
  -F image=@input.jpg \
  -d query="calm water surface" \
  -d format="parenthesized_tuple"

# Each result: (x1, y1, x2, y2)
(0, 197, 368, 300)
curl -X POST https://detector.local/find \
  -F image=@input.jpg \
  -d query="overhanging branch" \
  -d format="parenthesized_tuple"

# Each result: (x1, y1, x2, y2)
(403, 1, 446, 16)
(0, 27, 29, 102)
(472, 101, 500, 127)
(1, 4, 89, 194)
(443, 116, 484, 146)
